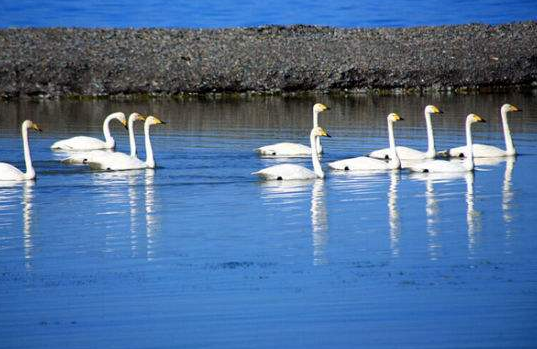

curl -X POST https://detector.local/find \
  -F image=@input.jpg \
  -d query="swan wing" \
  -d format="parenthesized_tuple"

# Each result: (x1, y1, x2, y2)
(255, 142, 311, 156)
(409, 159, 466, 173)
(329, 156, 390, 171)
(88, 152, 146, 171)
(447, 144, 506, 158)
(61, 150, 114, 164)
(51, 136, 109, 150)
(252, 164, 316, 180)
(370, 146, 426, 160)
(0, 163, 25, 181)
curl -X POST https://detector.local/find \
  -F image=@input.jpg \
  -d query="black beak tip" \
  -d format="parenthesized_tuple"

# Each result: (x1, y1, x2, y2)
(37, 128, 43, 132)
(516, 108, 522, 112)
(326, 134, 332, 138)
(161, 121, 167, 125)
(399, 117, 405, 121)
(438, 110, 444, 114)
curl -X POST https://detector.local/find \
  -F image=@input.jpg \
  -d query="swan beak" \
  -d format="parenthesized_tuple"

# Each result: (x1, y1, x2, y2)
(32, 123, 43, 132)
(437, 109, 444, 114)
(473, 114, 486, 123)
(399, 117, 405, 121)
(325, 106, 331, 110)
(511, 106, 522, 112)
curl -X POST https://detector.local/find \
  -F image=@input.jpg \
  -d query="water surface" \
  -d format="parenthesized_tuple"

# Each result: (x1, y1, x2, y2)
(0, 94, 537, 348)
(1, 0, 536, 28)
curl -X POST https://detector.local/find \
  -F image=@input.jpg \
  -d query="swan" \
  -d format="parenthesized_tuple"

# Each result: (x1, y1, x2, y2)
(51, 112, 127, 150)
(409, 114, 486, 173)
(369, 105, 442, 160)
(255, 103, 330, 156)
(87, 116, 165, 171)
(62, 113, 145, 164)
(441, 104, 521, 158)
(329, 113, 403, 171)
(0, 120, 42, 181)
(252, 127, 330, 180)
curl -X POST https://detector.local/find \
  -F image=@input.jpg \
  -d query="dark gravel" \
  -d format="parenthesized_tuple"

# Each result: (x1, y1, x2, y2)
(0, 22, 536, 98)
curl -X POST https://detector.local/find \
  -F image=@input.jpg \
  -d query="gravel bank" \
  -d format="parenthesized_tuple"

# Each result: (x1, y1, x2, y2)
(0, 22, 536, 98)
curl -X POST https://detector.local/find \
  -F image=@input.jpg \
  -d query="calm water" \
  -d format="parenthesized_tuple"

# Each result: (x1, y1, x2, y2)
(1, 0, 536, 28)
(0, 94, 537, 348)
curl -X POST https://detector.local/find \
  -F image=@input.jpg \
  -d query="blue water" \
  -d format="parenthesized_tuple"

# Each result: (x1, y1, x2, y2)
(1, 0, 536, 28)
(0, 94, 537, 348)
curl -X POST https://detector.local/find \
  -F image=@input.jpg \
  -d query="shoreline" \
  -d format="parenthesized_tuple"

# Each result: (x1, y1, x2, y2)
(1, 22, 536, 99)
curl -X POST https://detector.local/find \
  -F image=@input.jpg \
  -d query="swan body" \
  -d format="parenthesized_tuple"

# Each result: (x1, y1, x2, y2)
(442, 104, 521, 158)
(256, 103, 329, 156)
(51, 112, 127, 150)
(410, 114, 486, 173)
(0, 120, 42, 181)
(253, 127, 330, 180)
(329, 113, 403, 171)
(62, 113, 145, 165)
(88, 116, 165, 171)
(369, 105, 442, 160)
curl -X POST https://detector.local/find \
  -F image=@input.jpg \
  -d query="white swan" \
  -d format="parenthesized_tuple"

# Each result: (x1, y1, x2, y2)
(51, 112, 127, 150)
(0, 120, 42, 181)
(442, 104, 521, 158)
(369, 105, 442, 160)
(87, 116, 165, 171)
(62, 113, 145, 164)
(409, 114, 486, 173)
(255, 103, 329, 156)
(329, 113, 403, 171)
(252, 127, 330, 180)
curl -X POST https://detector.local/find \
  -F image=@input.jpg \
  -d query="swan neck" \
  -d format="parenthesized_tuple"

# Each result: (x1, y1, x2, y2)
(313, 109, 322, 153)
(310, 132, 324, 178)
(465, 118, 474, 171)
(501, 108, 515, 155)
(144, 121, 155, 168)
(128, 117, 137, 157)
(22, 125, 35, 180)
(103, 115, 115, 148)
(425, 111, 436, 157)
(387, 120, 401, 169)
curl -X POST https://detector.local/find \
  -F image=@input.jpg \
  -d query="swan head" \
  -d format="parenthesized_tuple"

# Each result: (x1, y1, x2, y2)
(22, 120, 43, 132)
(312, 126, 331, 138)
(313, 103, 330, 113)
(425, 105, 443, 114)
(468, 114, 486, 124)
(128, 112, 146, 122)
(146, 116, 167, 126)
(502, 104, 522, 113)
(387, 113, 404, 122)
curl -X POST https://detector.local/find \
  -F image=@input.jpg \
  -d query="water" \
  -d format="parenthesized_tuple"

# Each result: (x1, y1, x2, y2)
(0, 94, 537, 348)
(1, 0, 536, 28)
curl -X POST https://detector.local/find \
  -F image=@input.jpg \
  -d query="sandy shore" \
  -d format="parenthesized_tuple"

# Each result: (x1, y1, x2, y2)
(0, 22, 536, 98)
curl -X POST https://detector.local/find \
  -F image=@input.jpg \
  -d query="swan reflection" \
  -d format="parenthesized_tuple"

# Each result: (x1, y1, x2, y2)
(23, 181, 34, 270)
(502, 157, 515, 224)
(388, 171, 400, 257)
(465, 172, 481, 256)
(258, 179, 329, 265)
(311, 179, 328, 265)
(145, 169, 157, 261)
(410, 171, 467, 261)
(128, 173, 140, 256)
